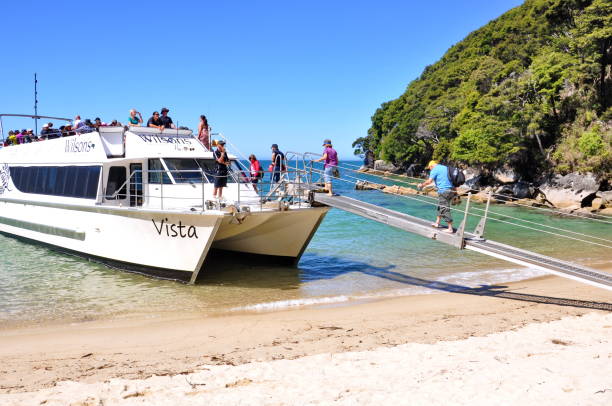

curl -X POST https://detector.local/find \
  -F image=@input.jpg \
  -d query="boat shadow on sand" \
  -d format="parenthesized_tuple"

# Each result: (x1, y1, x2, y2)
(202, 252, 612, 311)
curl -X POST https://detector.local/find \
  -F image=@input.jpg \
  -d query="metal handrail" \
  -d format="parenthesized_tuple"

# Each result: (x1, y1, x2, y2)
(105, 166, 312, 212)
(0, 114, 72, 141)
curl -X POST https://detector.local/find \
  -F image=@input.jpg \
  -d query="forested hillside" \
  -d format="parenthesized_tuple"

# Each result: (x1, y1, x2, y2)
(354, 0, 611, 181)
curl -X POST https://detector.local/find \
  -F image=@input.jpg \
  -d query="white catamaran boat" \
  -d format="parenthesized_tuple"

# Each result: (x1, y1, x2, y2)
(0, 114, 329, 282)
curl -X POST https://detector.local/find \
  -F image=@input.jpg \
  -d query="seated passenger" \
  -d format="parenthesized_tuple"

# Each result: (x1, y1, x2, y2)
(73, 115, 84, 129)
(109, 119, 122, 127)
(7, 131, 17, 145)
(128, 109, 143, 126)
(16, 130, 25, 144)
(94, 117, 103, 129)
(25, 129, 34, 143)
(147, 111, 164, 130)
(40, 123, 51, 139)
(46, 123, 62, 139)
(76, 120, 94, 134)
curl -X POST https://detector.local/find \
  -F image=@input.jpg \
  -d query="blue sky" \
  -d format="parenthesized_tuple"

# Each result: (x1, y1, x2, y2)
(1, 0, 523, 159)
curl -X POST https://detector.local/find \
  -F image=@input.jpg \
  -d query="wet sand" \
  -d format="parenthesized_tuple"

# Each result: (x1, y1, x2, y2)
(1, 270, 611, 403)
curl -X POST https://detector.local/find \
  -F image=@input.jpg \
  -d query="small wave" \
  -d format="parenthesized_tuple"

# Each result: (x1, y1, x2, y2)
(232, 295, 351, 312)
(230, 266, 548, 313)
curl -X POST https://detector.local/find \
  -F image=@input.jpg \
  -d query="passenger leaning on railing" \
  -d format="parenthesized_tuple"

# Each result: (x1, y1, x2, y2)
(159, 107, 176, 129)
(147, 111, 164, 130)
(128, 109, 143, 126)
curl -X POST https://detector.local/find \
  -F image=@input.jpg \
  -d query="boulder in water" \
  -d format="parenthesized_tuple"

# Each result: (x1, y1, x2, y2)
(374, 160, 398, 173)
(539, 172, 600, 208)
(493, 167, 519, 184)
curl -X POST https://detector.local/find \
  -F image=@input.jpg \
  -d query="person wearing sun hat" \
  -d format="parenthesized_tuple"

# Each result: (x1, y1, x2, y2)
(159, 107, 176, 129)
(417, 160, 455, 233)
(313, 139, 339, 196)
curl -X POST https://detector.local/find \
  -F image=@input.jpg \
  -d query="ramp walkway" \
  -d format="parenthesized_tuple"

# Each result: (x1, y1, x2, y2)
(312, 193, 612, 292)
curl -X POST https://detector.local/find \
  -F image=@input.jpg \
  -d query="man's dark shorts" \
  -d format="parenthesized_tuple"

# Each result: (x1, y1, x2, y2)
(214, 173, 228, 188)
(437, 190, 455, 224)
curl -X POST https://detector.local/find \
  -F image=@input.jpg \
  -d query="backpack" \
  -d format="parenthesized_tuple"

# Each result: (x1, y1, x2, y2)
(447, 165, 465, 187)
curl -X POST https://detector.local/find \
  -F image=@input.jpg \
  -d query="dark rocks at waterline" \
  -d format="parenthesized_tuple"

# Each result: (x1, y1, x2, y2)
(404, 164, 422, 178)
(539, 172, 600, 209)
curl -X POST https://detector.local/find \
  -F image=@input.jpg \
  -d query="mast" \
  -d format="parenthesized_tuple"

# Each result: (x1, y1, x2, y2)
(34, 73, 38, 135)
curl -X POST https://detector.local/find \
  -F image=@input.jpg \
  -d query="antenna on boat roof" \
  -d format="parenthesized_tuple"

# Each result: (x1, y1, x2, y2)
(34, 73, 38, 135)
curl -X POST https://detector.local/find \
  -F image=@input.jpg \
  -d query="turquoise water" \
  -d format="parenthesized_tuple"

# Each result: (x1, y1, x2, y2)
(1, 161, 610, 327)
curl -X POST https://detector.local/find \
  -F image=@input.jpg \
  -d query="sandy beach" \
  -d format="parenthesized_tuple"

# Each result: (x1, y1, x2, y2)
(1, 273, 611, 405)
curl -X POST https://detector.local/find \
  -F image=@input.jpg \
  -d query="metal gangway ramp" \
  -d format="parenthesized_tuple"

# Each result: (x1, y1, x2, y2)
(312, 193, 612, 292)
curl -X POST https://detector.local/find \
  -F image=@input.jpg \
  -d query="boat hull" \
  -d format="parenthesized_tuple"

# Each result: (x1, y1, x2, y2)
(213, 207, 329, 260)
(0, 198, 329, 281)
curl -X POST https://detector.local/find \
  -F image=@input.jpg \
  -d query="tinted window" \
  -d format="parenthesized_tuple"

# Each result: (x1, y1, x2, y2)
(9, 166, 100, 199)
(195, 159, 216, 182)
(148, 159, 172, 184)
(163, 158, 206, 183)
(106, 166, 127, 200)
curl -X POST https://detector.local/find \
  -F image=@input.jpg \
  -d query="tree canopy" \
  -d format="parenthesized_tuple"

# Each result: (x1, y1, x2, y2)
(354, 0, 611, 179)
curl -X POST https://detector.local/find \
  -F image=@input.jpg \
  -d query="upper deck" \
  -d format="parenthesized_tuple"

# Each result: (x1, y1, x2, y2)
(0, 126, 234, 164)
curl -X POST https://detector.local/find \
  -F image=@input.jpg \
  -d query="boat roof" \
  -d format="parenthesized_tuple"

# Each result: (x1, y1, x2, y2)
(0, 126, 237, 163)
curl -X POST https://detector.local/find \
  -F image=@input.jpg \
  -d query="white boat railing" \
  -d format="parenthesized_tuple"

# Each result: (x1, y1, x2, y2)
(105, 166, 316, 213)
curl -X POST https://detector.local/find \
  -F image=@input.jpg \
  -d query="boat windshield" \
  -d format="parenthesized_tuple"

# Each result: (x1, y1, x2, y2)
(164, 158, 205, 183)
(162, 158, 248, 184)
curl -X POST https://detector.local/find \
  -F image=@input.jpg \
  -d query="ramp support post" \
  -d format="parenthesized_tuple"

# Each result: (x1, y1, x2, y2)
(473, 191, 492, 239)
(455, 192, 471, 249)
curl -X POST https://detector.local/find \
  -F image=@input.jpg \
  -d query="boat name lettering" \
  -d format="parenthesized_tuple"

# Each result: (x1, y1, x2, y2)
(138, 135, 192, 145)
(65, 139, 95, 153)
(0, 164, 12, 195)
(152, 218, 198, 238)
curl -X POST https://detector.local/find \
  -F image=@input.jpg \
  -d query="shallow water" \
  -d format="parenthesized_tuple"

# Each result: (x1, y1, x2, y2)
(1, 161, 610, 327)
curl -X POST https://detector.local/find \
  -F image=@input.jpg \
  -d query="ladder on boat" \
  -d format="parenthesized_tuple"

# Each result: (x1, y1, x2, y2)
(312, 193, 612, 292)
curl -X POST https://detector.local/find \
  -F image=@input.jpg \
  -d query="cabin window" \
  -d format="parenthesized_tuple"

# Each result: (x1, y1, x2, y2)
(163, 158, 207, 183)
(194, 159, 217, 182)
(106, 166, 127, 200)
(148, 159, 172, 184)
(9, 166, 101, 199)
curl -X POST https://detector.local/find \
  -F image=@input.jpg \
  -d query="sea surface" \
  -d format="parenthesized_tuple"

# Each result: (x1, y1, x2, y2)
(1, 161, 610, 327)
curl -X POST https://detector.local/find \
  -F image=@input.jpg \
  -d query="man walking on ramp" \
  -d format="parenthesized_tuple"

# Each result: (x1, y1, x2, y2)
(418, 160, 455, 233)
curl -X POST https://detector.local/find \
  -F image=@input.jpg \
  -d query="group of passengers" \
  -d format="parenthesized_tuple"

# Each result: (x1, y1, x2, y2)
(215, 139, 338, 197)
(2, 107, 181, 147)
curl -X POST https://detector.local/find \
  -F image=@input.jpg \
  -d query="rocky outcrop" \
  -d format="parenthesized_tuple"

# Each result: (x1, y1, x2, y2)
(355, 180, 385, 191)
(382, 185, 418, 196)
(596, 191, 612, 207)
(374, 160, 398, 173)
(463, 167, 483, 189)
(512, 181, 536, 199)
(538, 172, 600, 208)
(493, 167, 519, 184)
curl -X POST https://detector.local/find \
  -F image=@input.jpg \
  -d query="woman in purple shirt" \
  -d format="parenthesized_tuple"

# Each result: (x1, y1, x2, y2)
(314, 139, 339, 196)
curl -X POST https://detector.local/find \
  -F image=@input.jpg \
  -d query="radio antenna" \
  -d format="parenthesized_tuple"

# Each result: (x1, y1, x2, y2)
(34, 73, 39, 135)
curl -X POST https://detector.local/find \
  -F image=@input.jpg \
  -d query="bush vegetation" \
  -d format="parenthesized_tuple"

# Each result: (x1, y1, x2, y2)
(353, 0, 611, 180)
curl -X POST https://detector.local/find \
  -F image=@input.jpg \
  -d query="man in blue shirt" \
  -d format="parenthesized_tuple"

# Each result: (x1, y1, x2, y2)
(418, 160, 455, 233)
